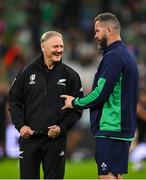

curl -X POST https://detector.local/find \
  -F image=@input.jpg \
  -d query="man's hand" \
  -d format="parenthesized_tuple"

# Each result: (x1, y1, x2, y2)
(60, 95, 75, 110)
(48, 125, 61, 138)
(20, 125, 34, 138)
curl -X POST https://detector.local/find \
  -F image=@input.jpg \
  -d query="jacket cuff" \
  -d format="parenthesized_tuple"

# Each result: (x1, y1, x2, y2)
(59, 124, 67, 135)
(72, 99, 76, 107)
(15, 122, 25, 132)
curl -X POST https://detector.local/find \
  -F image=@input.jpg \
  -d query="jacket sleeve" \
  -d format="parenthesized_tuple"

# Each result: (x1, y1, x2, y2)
(59, 72, 83, 134)
(8, 70, 25, 131)
(72, 51, 124, 109)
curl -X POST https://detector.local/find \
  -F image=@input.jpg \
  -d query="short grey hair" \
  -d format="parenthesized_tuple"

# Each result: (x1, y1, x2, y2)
(94, 13, 121, 32)
(40, 31, 62, 44)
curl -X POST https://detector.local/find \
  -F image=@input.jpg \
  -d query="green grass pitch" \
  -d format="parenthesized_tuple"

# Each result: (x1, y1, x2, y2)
(0, 158, 146, 179)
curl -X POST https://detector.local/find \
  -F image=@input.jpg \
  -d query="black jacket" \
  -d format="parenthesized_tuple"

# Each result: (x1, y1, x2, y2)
(9, 55, 83, 135)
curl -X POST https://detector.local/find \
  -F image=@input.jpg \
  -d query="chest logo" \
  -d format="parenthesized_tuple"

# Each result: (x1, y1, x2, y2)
(29, 74, 36, 84)
(57, 79, 66, 86)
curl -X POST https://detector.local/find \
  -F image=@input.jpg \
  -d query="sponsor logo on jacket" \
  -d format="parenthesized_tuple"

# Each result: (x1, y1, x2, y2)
(29, 74, 36, 84)
(57, 79, 66, 86)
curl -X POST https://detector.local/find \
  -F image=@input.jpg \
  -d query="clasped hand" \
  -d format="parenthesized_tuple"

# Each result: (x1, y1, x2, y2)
(20, 126, 34, 138)
(48, 125, 61, 138)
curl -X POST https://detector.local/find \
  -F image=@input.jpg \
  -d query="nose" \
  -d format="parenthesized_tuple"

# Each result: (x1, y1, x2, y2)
(95, 35, 98, 41)
(57, 46, 63, 52)
(95, 33, 97, 39)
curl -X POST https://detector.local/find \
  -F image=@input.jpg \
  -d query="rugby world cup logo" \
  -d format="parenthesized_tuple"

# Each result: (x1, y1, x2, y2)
(29, 74, 36, 84)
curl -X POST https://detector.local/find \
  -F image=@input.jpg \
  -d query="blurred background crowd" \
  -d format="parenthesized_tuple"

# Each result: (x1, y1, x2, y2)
(0, 0, 146, 170)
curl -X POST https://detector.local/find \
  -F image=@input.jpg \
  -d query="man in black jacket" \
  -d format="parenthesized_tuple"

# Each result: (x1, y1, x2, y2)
(9, 31, 83, 179)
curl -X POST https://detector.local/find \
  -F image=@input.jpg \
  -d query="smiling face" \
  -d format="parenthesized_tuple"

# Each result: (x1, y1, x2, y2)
(41, 35, 64, 64)
(94, 21, 108, 51)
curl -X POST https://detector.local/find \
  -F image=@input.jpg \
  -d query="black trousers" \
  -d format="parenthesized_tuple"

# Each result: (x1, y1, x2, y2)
(19, 135, 66, 179)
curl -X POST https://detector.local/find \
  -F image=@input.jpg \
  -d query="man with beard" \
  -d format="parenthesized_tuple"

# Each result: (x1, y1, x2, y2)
(8, 31, 83, 179)
(61, 13, 138, 179)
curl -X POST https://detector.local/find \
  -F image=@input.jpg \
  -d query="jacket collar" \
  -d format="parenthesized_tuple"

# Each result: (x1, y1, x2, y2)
(35, 54, 62, 71)
(102, 40, 125, 55)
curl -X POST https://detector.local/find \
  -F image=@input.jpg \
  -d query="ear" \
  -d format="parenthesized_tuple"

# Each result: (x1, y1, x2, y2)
(107, 26, 112, 35)
(41, 44, 44, 52)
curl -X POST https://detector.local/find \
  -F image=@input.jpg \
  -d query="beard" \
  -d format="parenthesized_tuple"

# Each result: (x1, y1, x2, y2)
(97, 35, 108, 51)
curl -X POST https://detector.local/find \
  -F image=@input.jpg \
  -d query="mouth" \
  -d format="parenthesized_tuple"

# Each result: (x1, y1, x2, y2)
(95, 38, 100, 43)
(53, 52, 62, 57)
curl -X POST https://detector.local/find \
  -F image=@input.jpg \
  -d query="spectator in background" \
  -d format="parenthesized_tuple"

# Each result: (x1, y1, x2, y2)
(66, 122, 83, 159)
(61, 13, 138, 179)
(8, 31, 83, 179)
(137, 90, 146, 143)
(3, 44, 26, 83)
(129, 90, 146, 170)
(0, 61, 9, 159)
(0, 83, 8, 159)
